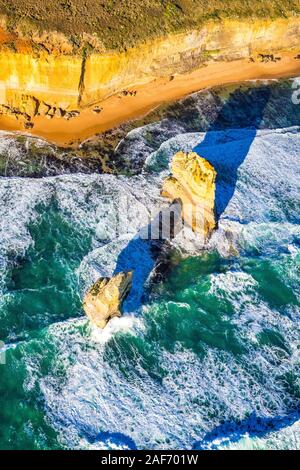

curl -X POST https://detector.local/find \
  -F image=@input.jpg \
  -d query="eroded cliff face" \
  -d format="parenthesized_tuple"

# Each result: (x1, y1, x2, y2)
(0, 52, 81, 125)
(162, 151, 217, 241)
(0, 17, 299, 125)
(83, 17, 300, 104)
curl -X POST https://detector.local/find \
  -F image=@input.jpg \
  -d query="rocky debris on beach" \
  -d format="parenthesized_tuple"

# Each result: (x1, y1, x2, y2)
(83, 271, 133, 329)
(258, 53, 281, 62)
(120, 90, 137, 97)
(24, 121, 34, 129)
(64, 110, 80, 120)
(92, 106, 103, 114)
(0, 96, 81, 125)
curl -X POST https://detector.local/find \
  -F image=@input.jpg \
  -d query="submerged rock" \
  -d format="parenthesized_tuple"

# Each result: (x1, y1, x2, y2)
(162, 151, 216, 241)
(83, 271, 133, 329)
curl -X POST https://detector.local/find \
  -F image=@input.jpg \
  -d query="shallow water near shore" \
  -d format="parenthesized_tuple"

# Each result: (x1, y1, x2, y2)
(0, 80, 299, 450)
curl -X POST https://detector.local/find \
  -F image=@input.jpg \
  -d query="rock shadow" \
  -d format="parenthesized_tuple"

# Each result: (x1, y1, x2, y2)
(193, 86, 271, 219)
(192, 410, 300, 450)
(113, 201, 182, 311)
(109, 87, 272, 311)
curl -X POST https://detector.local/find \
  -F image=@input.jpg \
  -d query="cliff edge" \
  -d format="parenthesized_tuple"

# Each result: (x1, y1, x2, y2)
(0, 3, 299, 145)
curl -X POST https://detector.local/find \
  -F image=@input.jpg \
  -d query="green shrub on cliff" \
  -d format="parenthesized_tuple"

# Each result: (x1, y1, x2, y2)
(0, 0, 299, 52)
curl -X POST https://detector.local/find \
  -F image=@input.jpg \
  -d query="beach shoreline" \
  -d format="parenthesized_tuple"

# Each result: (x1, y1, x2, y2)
(1, 51, 299, 148)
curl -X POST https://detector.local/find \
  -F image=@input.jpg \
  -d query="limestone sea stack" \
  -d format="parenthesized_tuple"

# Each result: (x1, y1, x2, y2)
(162, 151, 217, 241)
(83, 271, 133, 329)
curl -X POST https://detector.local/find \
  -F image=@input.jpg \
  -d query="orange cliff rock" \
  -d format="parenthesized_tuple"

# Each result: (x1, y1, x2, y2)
(0, 17, 300, 144)
(83, 272, 133, 329)
(162, 151, 217, 241)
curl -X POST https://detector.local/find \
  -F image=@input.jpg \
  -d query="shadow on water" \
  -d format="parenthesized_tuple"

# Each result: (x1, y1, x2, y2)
(192, 411, 300, 450)
(193, 86, 271, 218)
(87, 431, 137, 450)
(112, 202, 182, 311)
(111, 87, 272, 309)
(113, 236, 158, 310)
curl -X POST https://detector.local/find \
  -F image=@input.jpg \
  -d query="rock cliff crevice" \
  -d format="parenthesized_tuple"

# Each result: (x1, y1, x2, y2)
(77, 46, 90, 107)
(0, 17, 299, 141)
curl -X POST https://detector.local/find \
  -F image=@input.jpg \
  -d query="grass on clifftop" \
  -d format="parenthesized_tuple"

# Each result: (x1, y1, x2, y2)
(0, 0, 299, 52)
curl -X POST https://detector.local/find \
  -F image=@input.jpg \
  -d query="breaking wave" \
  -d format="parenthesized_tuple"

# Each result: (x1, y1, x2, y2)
(0, 80, 299, 450)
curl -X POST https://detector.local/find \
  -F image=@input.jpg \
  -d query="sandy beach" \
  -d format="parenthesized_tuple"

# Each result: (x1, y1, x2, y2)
(1, 51, 300, 147)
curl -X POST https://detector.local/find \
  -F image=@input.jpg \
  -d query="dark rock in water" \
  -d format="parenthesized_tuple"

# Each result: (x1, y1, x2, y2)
(0, 134, 114, 177)
(149, 240, 180, 285)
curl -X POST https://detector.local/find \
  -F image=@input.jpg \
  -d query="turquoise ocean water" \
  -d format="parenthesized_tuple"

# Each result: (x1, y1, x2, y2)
(0, 81, 299, 450)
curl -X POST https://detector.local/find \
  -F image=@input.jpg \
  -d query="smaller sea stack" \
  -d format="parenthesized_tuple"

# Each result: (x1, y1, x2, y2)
(83, 271, 133, 329)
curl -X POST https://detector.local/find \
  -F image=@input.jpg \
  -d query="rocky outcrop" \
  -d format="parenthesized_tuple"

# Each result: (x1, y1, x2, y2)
(162, 151, 216, 241)
(83, 271, 133, 329)
(0, 98, 79, 127)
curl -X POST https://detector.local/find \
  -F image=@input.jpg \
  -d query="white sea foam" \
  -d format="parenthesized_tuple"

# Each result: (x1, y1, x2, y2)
(38, 294, 299, 450)
(200, 419, 300, 450)
(0, 124, 299, 449)
(1, 126, 298, 288)
(0, 177, 53, 297)
(38, 260, 299, 448)
(146, 126, 300, 255)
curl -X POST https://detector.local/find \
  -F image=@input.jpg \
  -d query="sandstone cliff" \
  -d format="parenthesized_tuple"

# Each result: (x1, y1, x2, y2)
(162, 151, 217, 240)
(83, 271, 133, 329)
(0, 16, 299, 130)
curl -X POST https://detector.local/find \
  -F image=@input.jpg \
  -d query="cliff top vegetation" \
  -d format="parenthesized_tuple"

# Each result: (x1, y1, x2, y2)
(0, 0, 299, 52)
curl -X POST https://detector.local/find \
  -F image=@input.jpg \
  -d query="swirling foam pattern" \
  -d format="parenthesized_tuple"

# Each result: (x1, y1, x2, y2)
(0, 101, 299, 449)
